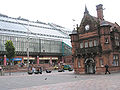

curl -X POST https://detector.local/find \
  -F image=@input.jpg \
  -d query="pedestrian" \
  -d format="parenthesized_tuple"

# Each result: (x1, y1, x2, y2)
(32, 67, 35, 73)
(0, 66, 2, 76)
(105, 64, 110, 74)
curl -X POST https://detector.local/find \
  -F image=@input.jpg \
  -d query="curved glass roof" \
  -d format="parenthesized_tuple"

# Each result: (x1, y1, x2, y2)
(0, 14, 72, 46)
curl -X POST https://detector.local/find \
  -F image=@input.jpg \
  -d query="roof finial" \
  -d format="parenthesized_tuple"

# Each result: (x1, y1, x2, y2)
(84, 5, 89, 14)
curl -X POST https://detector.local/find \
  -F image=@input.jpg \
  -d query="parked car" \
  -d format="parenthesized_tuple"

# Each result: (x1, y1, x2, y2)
(54, 65, 59, 70)
(68, 68, 73, 71)
(63, 65, 72, 70)
(58, 69, 64, 72)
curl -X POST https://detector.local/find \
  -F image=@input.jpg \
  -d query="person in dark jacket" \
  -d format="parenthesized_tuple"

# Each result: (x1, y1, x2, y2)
(105, 64, 110, 74)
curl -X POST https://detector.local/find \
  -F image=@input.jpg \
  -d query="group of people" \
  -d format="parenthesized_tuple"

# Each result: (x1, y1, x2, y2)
(28, 66, 42, 74)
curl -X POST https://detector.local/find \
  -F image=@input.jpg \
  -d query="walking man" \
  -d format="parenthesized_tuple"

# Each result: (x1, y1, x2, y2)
(105, 64, 110, 74)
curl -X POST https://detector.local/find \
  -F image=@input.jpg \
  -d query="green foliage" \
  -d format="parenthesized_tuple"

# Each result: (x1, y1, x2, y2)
(5, 40, 15, 60)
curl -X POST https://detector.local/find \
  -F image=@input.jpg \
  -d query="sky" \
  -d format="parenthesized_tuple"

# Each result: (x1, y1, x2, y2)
(0, 0, 120, 30)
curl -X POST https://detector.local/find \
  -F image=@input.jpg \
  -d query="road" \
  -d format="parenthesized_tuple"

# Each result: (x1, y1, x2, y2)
(0, 70, 120, 90)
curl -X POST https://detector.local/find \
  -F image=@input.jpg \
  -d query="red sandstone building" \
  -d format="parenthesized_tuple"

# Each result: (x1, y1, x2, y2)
(70, 4, 120, 74)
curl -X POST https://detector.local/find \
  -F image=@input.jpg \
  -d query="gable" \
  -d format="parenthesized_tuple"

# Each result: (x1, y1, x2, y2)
(78, 14, 99, 34)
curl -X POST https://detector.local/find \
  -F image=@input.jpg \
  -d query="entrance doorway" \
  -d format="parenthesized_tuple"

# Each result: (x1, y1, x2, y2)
(85, 58, 95, 74)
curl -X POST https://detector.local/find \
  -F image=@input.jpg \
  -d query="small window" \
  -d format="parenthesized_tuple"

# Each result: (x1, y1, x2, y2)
(113, 55, 119, 66)
(115, 41, 119, 46)
(85, 41, 88, 48)
(99, 59, 104, 67)
(80, 42, 83, 48)
(89, 41, 93, 47)
(78, 60, 80, 68)
(105, 38, 109, 44)
(115, 36, 119, 40)
(94, 40, 98, 46)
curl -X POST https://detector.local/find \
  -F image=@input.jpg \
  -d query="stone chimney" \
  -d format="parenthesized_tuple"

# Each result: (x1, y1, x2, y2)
(96, 4, 104, 20)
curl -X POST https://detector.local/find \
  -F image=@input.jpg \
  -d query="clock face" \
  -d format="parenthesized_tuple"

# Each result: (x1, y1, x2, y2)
(85, 25, 90, 31)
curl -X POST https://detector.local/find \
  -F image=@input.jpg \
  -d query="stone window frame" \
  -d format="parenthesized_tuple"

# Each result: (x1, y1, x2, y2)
(112, 54, 119, 66)
(89, 40, 93, 47)
(80, 42, 83, 48)
(115, 36, 119, 46)
(84, 41, 88, 48)
(93, 39, 98, 46)
(104, 37, 109, 44)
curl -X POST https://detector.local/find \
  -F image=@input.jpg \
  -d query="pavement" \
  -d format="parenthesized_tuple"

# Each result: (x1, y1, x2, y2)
(0, 70, 120, 90)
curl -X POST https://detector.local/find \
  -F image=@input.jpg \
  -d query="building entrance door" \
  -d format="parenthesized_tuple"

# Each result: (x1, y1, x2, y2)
(85, 58, 95, 74)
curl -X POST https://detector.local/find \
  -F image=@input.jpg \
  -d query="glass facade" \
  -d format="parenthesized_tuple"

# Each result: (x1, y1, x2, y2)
(0, 35, 72, 55)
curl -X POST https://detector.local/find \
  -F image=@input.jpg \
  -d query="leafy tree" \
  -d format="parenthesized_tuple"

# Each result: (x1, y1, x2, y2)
(5, 40, 15, 75)
(5, 40, 15, 65)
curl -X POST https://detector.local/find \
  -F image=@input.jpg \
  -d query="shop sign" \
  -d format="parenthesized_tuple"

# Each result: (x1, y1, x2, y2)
(13, 58, 22, 61)
(52, 57, 58, 60)
(39, 57, 58, 60)
(39, 57, 50, 60)
(6, 58, 22, 61)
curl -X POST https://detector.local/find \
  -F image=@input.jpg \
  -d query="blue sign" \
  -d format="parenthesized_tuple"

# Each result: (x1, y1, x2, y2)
(13, 58, 22, 61)
(0, 58, 3, 61)
(6, 58, 22, 61)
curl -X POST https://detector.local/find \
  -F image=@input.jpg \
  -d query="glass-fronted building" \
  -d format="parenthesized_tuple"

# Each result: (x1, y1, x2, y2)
(0, 14, 72, 66)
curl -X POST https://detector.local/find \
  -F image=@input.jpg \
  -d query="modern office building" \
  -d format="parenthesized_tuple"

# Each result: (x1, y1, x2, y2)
(0, 13, 72, 67)
(70, 4, 120, 74)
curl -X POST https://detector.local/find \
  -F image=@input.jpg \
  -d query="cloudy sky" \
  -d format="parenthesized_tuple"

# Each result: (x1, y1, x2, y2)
(0, 0, 119, 29)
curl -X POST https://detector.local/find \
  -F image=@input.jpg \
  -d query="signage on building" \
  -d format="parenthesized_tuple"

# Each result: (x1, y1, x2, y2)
(39, 57, 58, 60)
(6, 58, 22, 61)
(23, 57, 35, 60)
(13, 58, 22, 61)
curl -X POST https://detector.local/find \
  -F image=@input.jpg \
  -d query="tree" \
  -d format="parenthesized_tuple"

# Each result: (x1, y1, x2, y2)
(5, 40, 15, 75)
(5, 40, 15, 60)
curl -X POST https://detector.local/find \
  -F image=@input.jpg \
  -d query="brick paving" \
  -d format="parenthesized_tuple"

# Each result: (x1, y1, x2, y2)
(0, 71, 120, 90)
(14, 75, 120, 90)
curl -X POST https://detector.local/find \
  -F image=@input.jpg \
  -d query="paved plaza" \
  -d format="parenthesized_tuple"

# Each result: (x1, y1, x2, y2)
(0, 71, 120, 90)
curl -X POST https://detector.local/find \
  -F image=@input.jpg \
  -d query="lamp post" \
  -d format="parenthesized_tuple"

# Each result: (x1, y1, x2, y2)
(15, 18, 30, 69)
(27, 22, 30, 69)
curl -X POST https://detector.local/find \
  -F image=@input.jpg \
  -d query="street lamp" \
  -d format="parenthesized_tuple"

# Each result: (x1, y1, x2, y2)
(15, 18, 30, 70)
(27, 22, 30, 69)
